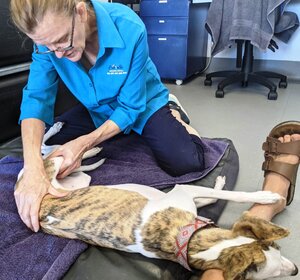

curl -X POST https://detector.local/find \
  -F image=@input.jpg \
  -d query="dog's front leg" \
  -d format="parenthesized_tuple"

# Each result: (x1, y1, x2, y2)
(41, 122, 65, 156)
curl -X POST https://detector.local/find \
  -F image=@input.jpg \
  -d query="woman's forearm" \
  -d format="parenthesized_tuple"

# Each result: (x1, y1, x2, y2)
(80, 119, 121, 150)
(21, 118, 45, 170)
(200, 269, 224, 280)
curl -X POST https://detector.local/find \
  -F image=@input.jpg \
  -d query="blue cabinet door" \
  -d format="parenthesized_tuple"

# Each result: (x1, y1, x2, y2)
(148, 35, 188, 80)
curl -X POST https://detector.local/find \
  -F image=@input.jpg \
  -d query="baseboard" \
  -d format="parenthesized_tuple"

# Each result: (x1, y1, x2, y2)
(203, 57, 300, 82)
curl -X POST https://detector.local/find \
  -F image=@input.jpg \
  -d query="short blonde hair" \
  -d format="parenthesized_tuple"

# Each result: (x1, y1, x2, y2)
(10, 0, 88, 34)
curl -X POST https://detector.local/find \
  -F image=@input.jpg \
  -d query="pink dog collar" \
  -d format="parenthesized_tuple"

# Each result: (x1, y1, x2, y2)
(175, 216, 214, 271)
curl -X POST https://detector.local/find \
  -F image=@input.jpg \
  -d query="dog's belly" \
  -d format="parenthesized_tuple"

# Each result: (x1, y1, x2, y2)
(39, 186, 148, 251)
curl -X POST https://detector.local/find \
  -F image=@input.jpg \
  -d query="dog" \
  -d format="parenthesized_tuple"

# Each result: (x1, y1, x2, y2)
(15, 122, 298, 280)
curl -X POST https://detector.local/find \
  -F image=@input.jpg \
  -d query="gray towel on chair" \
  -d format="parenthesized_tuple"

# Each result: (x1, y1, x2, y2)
(206, 0, 298, 56)
(275, 11, 299, 42)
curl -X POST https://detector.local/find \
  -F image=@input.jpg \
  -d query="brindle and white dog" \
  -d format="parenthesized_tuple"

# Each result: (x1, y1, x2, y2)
(15, 123, 298, 280)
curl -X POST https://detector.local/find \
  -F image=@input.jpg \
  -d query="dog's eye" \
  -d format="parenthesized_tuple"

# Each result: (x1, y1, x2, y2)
(245, 263, 258, 273)
(261, 243, 270, 251)
(270, 242, 280, 250)
(234, 267, 255, 280)
(261, 241, 280, 251)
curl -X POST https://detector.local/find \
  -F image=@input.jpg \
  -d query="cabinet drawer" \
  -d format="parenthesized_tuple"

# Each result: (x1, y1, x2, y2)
(142, 17, 188, 35)
(147, 35, 187, 79)
(140, 0, 189, 17)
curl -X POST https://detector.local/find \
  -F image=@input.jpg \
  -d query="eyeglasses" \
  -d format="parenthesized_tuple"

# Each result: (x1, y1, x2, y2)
(34, 11, 76, 55)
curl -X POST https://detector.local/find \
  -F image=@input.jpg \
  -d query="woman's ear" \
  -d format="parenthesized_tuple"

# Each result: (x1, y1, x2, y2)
(75, 1, 88, 23)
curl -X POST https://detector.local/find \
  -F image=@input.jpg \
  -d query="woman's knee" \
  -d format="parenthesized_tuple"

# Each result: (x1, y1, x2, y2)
(159, 145, 205, 176)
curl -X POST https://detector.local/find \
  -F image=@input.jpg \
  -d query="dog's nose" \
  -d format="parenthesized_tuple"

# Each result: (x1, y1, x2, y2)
(292, 264, 298, 276)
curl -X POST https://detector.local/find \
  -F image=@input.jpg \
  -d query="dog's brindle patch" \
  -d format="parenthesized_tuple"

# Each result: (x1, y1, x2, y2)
(20, 158, 146, 250)
(141, 207, 195, 261)
(40, 186, 148, 251)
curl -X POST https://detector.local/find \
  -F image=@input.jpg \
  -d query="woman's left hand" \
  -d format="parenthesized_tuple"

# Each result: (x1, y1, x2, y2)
(48, 137, 88, 178)
(48, 119, 121, 178)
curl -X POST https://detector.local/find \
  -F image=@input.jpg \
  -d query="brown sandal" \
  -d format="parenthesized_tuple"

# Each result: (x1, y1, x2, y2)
(262, 121, 300, 205)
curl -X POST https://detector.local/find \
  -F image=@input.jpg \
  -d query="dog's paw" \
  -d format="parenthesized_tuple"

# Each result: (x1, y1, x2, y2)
(82, 147, 103, 159)
(214, 176, 226, 190)
(53, 121, 64, 131)
(253, 191, 283, 204)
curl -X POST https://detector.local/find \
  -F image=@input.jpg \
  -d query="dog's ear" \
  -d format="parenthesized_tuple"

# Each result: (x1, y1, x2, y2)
(232, 212, 289, 241)
(220, 242, 266, 280)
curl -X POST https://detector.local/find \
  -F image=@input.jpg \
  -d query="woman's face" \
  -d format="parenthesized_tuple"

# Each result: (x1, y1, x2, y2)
(28, 10, 86, 62)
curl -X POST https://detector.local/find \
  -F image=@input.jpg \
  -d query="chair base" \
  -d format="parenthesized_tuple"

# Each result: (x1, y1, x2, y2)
(204, 41, 287, 100)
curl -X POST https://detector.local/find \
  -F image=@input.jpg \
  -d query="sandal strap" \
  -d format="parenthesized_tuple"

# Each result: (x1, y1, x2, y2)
(262, 137, 300, 156)
(262, 157, 299, 186)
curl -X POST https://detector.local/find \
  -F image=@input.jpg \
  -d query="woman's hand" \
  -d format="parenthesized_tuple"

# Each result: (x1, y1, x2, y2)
(14, 168, 50, 232)
(16, 118, 67, 232)
(48, 120, 121, 178)
(49, 137, 88, 178)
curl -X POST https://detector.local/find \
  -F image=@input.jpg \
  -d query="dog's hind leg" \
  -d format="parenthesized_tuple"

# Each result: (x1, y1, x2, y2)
(173, 175, 282, 206)
(194, 176, 227, 207)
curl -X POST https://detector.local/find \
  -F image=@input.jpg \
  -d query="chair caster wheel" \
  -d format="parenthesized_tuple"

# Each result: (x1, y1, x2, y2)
(204, 79, 212, 86)
(175, 79, 183, 86)
(268, 91, 278, 100)
(279, 80, 287, 88)
(215, 89, 224, 98)
(241, 81, 248, 87)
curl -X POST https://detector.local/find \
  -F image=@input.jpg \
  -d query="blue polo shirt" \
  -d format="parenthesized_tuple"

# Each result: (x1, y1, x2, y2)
(20, 1, 169, 134)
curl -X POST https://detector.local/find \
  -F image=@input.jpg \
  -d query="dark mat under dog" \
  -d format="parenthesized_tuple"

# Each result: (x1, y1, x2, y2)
(0, 131, 239, 280)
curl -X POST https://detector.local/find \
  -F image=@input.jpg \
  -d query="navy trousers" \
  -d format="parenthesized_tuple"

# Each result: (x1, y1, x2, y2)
(46, 104, 205, 176)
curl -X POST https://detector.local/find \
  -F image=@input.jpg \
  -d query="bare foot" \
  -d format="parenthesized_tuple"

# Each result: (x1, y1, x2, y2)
(170, 109, 200, 137)
(201, 133, 300, 280)
(250, 133, 300, 220)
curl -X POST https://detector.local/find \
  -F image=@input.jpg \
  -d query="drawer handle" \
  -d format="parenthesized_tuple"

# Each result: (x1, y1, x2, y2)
(158, 20, 165, 23)
(158, 38, 167, 41)
(158, 0, 168, 3)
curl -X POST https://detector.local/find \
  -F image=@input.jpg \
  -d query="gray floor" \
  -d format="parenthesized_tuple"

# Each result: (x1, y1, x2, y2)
(166, 76, 300, 280)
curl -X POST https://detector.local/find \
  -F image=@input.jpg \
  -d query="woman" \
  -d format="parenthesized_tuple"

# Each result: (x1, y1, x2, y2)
(10, 0, 205, 232)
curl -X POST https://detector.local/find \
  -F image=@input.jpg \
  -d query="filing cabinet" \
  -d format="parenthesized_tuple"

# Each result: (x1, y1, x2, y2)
(140, 0, 209, 84)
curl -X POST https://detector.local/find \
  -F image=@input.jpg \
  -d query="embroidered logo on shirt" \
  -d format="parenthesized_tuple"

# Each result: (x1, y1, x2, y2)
(107, 64, 127, 75)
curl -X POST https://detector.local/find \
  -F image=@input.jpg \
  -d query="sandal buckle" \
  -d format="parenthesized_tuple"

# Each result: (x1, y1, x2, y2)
(265, 139, 280, 154)
(262, 158, 270, 171)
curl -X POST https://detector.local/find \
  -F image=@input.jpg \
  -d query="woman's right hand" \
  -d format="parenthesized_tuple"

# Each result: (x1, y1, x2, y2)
(14, 167, 50, 232)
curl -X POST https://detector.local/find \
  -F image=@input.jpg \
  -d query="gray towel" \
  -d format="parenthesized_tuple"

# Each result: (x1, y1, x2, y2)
(275, 11, 299, 42)
(206, 0, 298, 56)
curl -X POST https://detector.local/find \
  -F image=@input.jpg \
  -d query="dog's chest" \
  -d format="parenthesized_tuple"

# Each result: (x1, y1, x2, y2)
(40, 186, 148, 250)
(137, 207, 195, 261)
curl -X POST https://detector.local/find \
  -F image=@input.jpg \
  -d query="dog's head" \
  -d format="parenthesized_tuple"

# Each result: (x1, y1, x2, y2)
(189, 212, 298, 280)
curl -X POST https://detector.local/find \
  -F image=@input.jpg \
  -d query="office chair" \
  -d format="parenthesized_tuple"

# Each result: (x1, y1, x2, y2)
(204, 8, 287, 100)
